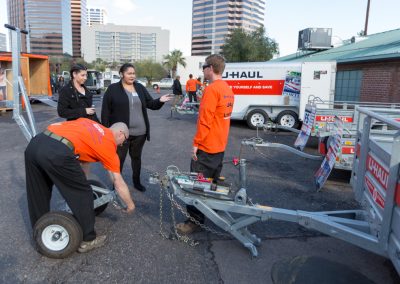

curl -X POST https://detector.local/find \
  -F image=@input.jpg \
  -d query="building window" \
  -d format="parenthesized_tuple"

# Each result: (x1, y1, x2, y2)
(335, 70, 362, 102)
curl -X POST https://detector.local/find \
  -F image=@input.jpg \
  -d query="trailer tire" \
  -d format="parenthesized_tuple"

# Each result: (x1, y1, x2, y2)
(89, 179, 109, 216)
(246, 109, 269, 129)
(276, 110, 299, 129)
(33, 211, 82, 259)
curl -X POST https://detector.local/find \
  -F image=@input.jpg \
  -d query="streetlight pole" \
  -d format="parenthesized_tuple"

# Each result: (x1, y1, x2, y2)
(364, 0, 371, 36)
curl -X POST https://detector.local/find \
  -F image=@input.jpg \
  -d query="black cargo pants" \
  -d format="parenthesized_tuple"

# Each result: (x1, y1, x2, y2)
(187, 149, 224, 223)
(24, 133, 96, 241)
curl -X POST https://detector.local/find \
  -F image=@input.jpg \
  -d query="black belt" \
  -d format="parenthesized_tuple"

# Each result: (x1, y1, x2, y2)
(43, 130, 74, 151)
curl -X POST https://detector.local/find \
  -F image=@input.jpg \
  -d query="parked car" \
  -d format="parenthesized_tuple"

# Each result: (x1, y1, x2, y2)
(136, 77, 148, 87)
(151, 78, 173, 89)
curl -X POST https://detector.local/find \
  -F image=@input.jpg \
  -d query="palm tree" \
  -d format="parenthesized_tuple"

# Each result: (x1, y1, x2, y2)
(163, 49, 186, 78)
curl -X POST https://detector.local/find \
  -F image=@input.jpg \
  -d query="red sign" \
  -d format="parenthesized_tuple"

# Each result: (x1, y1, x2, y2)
(366, 155, 389, 190)
(341, 146, 354, 155)
(365, 176, 385, 209)
(225, 80, 284, 95)
(315, 115, 353, 123)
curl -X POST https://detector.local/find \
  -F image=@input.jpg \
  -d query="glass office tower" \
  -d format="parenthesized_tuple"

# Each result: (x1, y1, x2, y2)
(191, 0, 265, 55)
(8, 0, 72, 56)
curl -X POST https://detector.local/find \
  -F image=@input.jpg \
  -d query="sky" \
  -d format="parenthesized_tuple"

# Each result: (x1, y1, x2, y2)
(0, 0, 399, 57)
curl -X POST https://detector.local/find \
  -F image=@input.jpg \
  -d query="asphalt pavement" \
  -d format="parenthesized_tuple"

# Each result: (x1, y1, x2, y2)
(0, 89, 398, 283)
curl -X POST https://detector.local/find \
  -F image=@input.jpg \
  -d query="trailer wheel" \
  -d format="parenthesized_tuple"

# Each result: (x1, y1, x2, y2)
(152, 84, 159, 89)
(276, 110, 299, 129)
(246, 109, 268, 129)
(33, 211, 82, 259)
(89, 179, 109, 216)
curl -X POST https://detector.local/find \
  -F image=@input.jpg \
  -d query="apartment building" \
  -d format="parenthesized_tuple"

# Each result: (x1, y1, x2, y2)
(191, 0, 265, 55)
(87, 6, 108, 26)
(81, 24, 169, 64)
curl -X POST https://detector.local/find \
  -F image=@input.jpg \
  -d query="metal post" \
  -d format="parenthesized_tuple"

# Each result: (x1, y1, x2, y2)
(5, 24, 37, 141)
(239, 159, 247, 190)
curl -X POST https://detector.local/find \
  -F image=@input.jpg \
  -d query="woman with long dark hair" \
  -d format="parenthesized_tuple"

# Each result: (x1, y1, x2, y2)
(101, 63, 172, 192)
(57, 64, 99, 122)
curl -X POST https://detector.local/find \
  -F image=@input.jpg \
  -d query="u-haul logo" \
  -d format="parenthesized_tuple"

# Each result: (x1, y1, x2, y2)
(365, 176, 385, 209)
(366, 154, 389, 190)
(222, 71, 263, 79)
(315, 115, 353, 123)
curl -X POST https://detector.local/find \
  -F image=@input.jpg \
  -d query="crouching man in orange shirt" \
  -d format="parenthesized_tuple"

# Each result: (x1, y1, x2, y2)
(176, 54, 235, 234)
(25, 118, 135, 254)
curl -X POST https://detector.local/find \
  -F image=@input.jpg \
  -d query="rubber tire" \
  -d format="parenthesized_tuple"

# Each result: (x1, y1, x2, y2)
(152, 84, 159, 89)
(89, 179, 108, 216)
(246, 109, 268, 129)
(276, 110, 299, 129)
(33, 211, 82, 259)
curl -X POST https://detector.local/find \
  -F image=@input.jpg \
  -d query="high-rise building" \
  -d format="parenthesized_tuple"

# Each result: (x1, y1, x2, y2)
(7, 0, 73, 56)
(7, 0, 27, 51)
(191, 0, 266, 56)
(0, 33, 7, 51)
(71, 0, 86, 57)
(81, 24, 169, 64)
(87, 7, 108, 26)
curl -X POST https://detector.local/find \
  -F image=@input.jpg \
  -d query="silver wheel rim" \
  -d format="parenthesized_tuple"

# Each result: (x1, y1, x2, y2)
(41, 224, 69, 251)
(279, 114, 295, 128)
(250, 113, 265, 127)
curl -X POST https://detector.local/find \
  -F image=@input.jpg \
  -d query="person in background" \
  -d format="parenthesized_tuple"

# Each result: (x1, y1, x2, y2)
(185, 74, 201, 103)
(176, 54, 235, 234)
(57, 64, 99, 123)
(172, 75, 183, 108)
(101, 63, 173, 192)
(25, 118, 135, 254)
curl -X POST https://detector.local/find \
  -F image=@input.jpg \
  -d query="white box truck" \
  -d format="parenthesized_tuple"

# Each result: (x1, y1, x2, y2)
(224, 61, 336, 129)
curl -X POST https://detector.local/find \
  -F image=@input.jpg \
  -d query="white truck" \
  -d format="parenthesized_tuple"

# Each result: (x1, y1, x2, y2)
(103, 70, 120, 88)
(225, 61, 336, 129)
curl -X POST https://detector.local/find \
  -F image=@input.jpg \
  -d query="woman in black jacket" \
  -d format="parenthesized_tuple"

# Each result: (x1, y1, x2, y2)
(57, 64, 99, 122)
(101, 63, 172, 192)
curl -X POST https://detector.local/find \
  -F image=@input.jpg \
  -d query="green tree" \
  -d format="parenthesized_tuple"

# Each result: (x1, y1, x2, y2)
(89, 58, 107, 72)
(163, 49, 186, 78)
(135, 59, 167, 82)
(221, 26, 279, 62)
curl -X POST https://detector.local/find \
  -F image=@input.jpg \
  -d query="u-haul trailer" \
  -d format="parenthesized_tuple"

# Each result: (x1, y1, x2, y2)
(224, 61, 336, 129)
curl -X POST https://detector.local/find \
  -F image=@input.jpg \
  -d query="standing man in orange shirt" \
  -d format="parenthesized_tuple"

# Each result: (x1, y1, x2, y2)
(176, 54, 235, 234)
(185, 74, 202, 103)
(25, 118, 135, 254)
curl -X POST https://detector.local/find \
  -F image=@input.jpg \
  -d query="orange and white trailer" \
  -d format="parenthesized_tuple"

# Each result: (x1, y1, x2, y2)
(0, 51, 52, 110)
(224, 61, 336, 129)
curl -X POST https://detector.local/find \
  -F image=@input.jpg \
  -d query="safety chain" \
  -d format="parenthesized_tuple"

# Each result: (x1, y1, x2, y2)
(158, 175, 231, 247)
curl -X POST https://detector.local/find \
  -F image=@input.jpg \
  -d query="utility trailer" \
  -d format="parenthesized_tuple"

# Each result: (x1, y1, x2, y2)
(262, 97, 400, 171)
(225, 61, 336, 129)
(152, 107, 400, 275)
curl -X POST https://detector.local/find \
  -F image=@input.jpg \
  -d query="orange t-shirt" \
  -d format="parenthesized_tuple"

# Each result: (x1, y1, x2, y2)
(47, 118, 120, 173)
(193, 79, 234, 153)
(186, 78, 201, 92)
